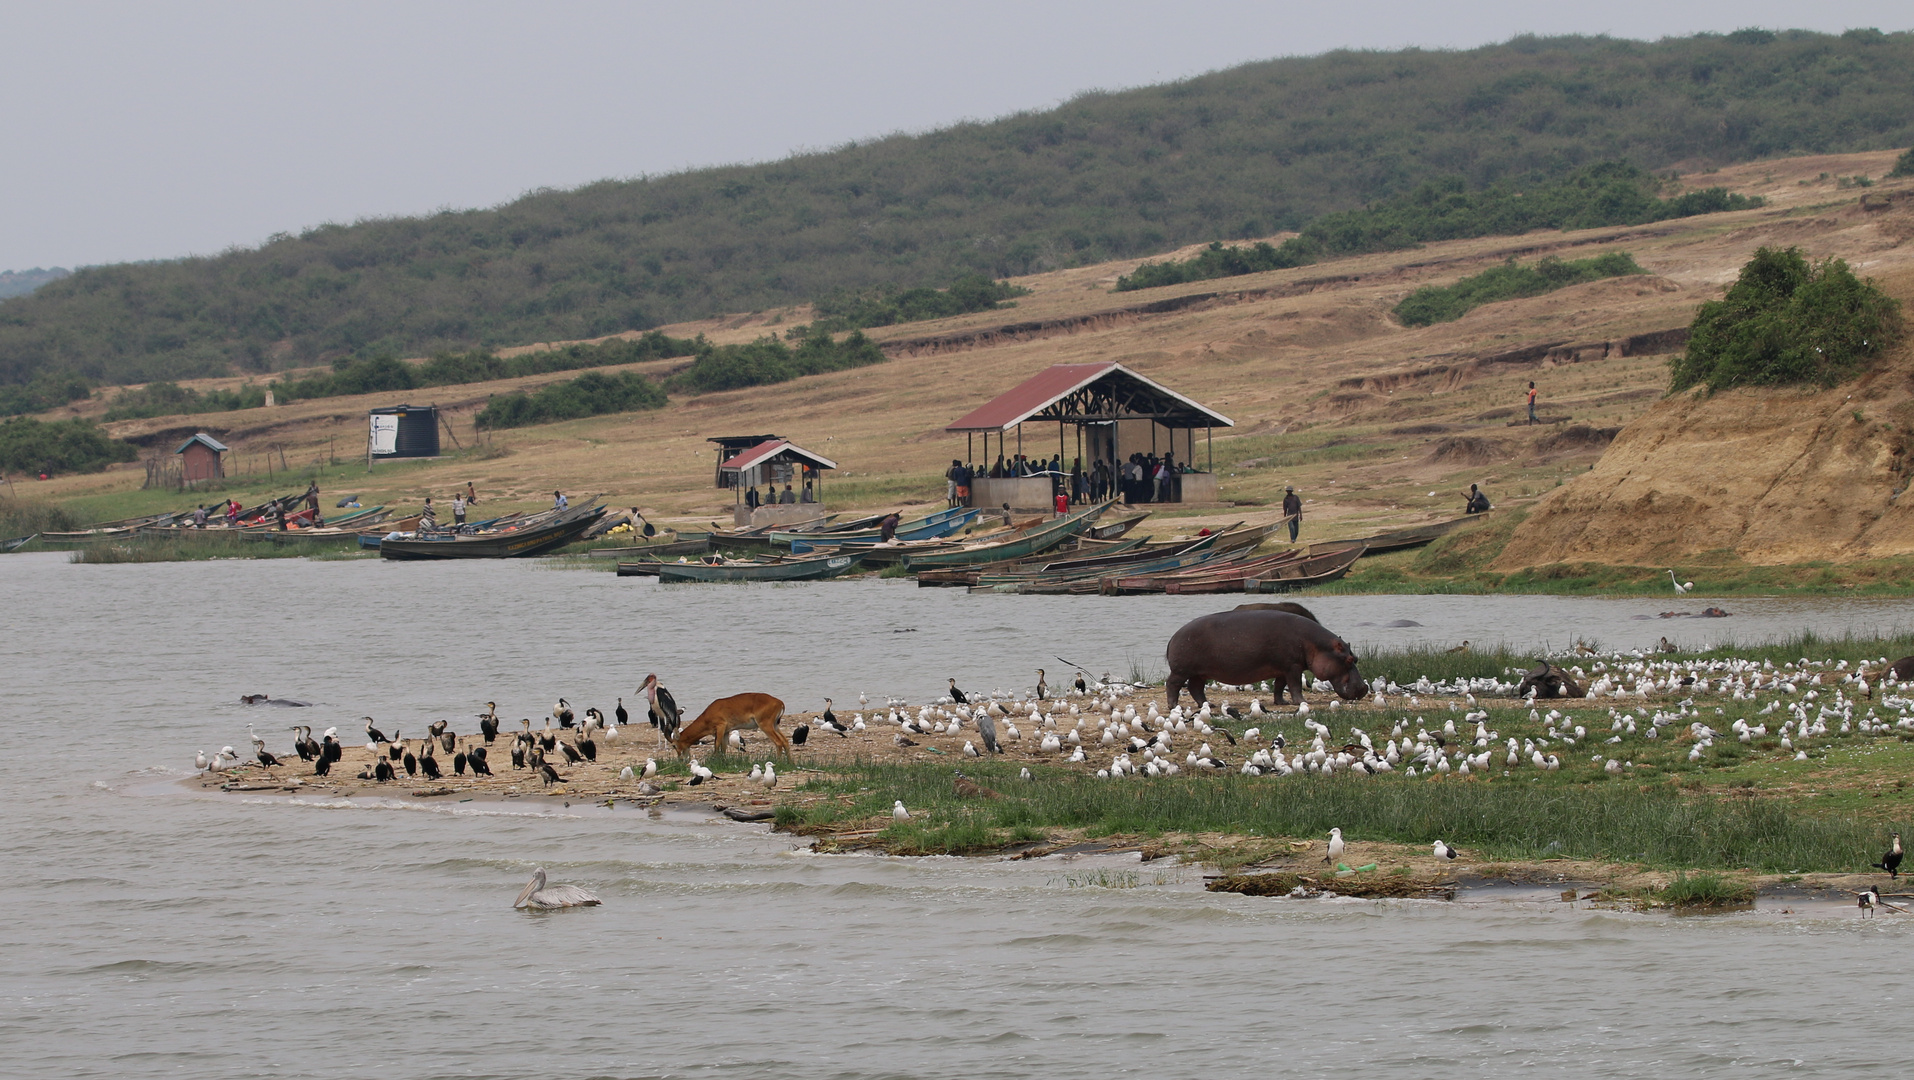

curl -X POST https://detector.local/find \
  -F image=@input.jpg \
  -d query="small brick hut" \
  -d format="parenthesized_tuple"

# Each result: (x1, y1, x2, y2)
(174, 433, 229, 484)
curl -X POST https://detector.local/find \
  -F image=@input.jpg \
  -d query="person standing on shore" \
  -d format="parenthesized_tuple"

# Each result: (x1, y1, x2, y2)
(955, 461, 972, 507)
(1282, 485, 1302, 543)
(878, 511, 901, 543)
(465, 481, 479, 506)
(745, 485, 760, 511)
(420, 497, 437, 531)
(946, 460, 963, 508)
(451, 492, 467, 527)
(1527, 381, 1538, 425)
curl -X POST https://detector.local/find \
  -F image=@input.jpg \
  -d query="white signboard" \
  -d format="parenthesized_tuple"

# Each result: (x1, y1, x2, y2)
(369, 414, 399, 455)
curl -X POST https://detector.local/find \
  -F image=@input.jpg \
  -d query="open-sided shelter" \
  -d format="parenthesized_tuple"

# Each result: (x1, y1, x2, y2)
(719, 438, 838, 524)
(944, 362, 1233, 505)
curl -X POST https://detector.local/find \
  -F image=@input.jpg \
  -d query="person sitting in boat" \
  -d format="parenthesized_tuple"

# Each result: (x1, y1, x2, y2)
(1464, 484, 1492, 514)
(192, 504, 208, 528)
(420, 497, 438, 532)
(225, 499, 240, 526)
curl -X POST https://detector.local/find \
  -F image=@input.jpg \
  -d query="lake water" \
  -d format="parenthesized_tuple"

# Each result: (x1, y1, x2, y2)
(4, 551, 1913, 1078)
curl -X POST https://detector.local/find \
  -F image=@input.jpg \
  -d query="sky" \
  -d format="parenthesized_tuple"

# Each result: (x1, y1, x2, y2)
(1, 0, 1909, 271)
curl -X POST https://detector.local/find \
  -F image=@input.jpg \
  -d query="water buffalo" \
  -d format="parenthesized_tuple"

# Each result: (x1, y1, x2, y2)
(1514, 661, 1584, 700)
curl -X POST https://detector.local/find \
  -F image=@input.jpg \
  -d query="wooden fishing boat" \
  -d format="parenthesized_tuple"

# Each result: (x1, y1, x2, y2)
(1343, 517, 1475, 554)
(783, 507, 978, 549)
(237, 506, 392, 542)
(1240, 544, 1367, 592)
(1, 533, 37, 553)
(970, 532, 1225, 586)
(652, 551, 865, 583)
(1086, 509, 1150, 540)
(1103, 548, 1312, 595)
(586, 537, 711, 559)
(899, 503, 1110, 570)
(379, 505, 607, 560)
(38, 512, 181, 544)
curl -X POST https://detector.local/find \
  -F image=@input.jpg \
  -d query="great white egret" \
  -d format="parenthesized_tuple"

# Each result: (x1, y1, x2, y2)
(1669, 570, 1693, 594)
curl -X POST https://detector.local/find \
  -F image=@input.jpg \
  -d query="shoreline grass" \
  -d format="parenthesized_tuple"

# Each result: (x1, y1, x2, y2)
(780, 757, 1907, 871)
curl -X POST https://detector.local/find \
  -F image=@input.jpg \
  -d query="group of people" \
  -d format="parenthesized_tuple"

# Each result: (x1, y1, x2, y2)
(943, 451, 1194, 509)
(742, 481, 816, 510)
(418, 482, 483, 532)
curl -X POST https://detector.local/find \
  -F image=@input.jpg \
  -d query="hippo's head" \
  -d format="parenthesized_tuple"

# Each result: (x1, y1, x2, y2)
(1312, 640, 1369, 700)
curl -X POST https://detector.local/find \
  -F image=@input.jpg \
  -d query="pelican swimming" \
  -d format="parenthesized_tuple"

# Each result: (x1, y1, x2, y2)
(513, 867, 601, 909)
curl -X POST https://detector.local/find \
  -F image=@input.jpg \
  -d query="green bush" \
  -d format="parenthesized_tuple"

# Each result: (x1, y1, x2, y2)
(1891, 149, 1914, 178)
(668, 329, 887, 394)
(813, 274, 1029, 330)
(1117, 163, 1753, 291)
(103, 381, 268, 421)
(1669, 246, 1906, 391)
(1394, 251, 1646, 326)
(475, 370, 666, 430)
(0, 372, 92, 418)
(252, 332, 697, 408)
(0, 417, 138, 475)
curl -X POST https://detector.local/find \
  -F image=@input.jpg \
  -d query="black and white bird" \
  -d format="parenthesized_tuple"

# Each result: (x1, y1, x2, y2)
(1035, 669, 1047, 700)
(1875, 833, 1904, 878)
(615, 698, 629, 728)
(1860, 885, 1882, 918)
(1433, 839, 1458, 861)
(255, 744, 281, 767)
(820, 699, 846, 735)
(364, 717, 388, 744)
(419, 747, 442, 781)
(791, 723, 810, 746)
(948, 678, 968, 705)
(560, 741, 583, 765)
(576, 731, 597, 762)
(374, 757, 394, 782)
(402, 742, 418, 777)
(453, 742, 468, 775)
(642, 674, 680, 746)
(479, 702, 500, 744)
(1074, 671, 1087, 694)
(553, 698, 575, 728)
(468, 746, 492, 776)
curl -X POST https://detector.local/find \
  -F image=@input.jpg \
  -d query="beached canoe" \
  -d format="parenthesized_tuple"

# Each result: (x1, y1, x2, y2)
(899, 503, 1110, 570)
(652, 552, 865, 583)
(586, 537, 711, 559)
(785, 507, 979, 550)
(379, 505, 606, 560)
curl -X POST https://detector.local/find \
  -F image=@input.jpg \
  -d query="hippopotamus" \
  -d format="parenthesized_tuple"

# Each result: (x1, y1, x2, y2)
(1165, 610, 1367, 707)
(1889, 656, 1914, 683)
(1232, 601, 1318, 622)
(1514, 661, 1584, 700)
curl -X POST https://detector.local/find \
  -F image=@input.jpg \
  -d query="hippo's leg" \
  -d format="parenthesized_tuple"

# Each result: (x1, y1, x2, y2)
(1185, 678, 1209, 707)
(1285, 669, 1308, 705)
(1166, 672, 1187, 710)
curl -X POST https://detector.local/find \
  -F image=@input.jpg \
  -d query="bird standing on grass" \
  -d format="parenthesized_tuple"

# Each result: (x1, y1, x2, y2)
(1874, 833, 1904, 878)
(1326, 827, 1345, 866)
(1669, 571, 1693, 594)
(893, 800, 910, 820)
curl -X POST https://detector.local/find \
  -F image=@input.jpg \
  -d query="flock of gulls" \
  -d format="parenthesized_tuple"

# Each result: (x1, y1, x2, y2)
(197, 649, 1914, 912)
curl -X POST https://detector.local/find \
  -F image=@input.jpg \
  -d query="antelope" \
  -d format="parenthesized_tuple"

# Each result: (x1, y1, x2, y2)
(670, 693, 791, 757)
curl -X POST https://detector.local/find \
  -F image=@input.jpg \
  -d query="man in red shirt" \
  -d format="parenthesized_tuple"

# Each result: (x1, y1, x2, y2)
(1527, 381, 1538, 425)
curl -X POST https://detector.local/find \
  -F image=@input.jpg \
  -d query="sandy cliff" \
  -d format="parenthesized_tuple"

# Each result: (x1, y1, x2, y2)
(1496, 266, 1914, 567)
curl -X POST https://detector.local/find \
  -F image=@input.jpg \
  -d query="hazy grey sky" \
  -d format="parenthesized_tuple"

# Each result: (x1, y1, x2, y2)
(1, 0, 1907, 270)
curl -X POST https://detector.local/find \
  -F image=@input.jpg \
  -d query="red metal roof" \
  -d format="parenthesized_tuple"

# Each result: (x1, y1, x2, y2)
(944, 362, 1233, 432)
(718, 439, 839, 472)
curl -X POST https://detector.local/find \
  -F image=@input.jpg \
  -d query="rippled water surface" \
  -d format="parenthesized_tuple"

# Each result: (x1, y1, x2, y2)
(4, 552, 1914, 1078)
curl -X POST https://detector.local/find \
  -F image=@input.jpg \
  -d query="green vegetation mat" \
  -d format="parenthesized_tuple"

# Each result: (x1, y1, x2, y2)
(1393, 252, 1646, 326)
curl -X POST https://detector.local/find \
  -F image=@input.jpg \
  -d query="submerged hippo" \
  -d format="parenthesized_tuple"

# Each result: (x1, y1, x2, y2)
(1514, 661, 1584, 700)
(1166, 610, 1367, 708)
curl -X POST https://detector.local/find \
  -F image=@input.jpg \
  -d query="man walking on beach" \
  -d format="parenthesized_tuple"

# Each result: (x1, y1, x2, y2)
(1527, 381, 1538, 425)
(1282, 485, 1302, 543)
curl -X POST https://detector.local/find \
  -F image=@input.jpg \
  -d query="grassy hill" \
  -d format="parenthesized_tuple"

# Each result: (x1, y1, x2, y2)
(3, 28, 1912, 388)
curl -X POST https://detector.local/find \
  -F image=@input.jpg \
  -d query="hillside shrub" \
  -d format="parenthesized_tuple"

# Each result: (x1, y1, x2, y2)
(1393, 251, 1646, 326)
(0, 372, 92, 418)
(475, 370, 666, 430)
(0, 418, 137, 475)
(1669, 246, 1905, 391)
(1891, 149, 1914, 178)
(812, 274, 1028, 331)
(668, 329, 887, 394)
(252, 332, 697, 407)
(103, 381, 268, 421)
(1117, 163, 1754, 290)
